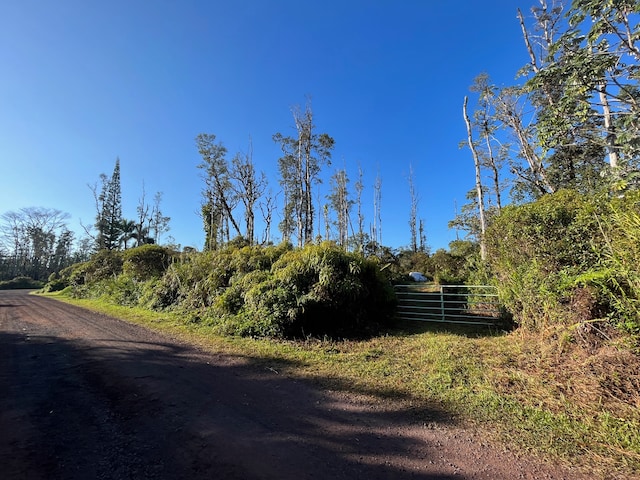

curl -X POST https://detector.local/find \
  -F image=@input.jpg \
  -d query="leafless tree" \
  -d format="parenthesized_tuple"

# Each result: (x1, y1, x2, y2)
(463, 96, 487, 260)
(274, 98, 334, 246)
(230, 138, 267, 245)
(408, 164, 419, 253)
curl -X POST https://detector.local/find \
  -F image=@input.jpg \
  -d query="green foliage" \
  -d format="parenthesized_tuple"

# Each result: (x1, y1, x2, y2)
(42, 272, 67, 293)
(581, 190, 640, 332)
(148, 243, 291, 311)
(485, 189, 640, 333)
(0, 276, 44, 290)
(485, 190, 599, 328)
(391, 250, 431, 283)
(76, 250, 125, 284)
(232, 242, 396, 337)
(122, 244, 174, 281)
(96, 159, 123, 251)
(73, 241, 395, 339)
(51, 249, 125, 298)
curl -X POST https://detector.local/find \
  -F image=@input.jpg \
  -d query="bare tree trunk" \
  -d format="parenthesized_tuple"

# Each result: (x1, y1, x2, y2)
(464, 96, 487, 260)
(408, 164, 418, 253)
(293, 111, 305, 247)
(356, 164, 364, 248)
(259, 190, 276, 245)
(494, 90, 555, 194)
(597, 80, 619, 169)
(480, 126, 502, 210)
(373, 173, 382, 250)
(323, 204, 330, 241)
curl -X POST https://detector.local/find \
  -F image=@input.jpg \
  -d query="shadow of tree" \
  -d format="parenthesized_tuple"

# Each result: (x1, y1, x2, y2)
(0, 323, 464, 480)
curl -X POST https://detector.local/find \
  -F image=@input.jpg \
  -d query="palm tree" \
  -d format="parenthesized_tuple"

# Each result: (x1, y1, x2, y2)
(119, 219, 137, 249)
(132, 223, 151, 247)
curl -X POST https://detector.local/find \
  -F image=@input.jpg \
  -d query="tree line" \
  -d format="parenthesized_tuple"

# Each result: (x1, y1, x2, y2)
(0, 158, 171, 282)
(456, 0, 640, 256)
(453, 0, 640, 334)
(195, 98, 398, 256)
(0, 207, 90, 281)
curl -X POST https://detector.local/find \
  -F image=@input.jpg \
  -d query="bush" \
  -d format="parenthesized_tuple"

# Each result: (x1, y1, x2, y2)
(148, 243, 291, 312)
(485, 190, 602, 328)
(149, 242, 395, 338)
(69, 242, 395, 339)
(485, 189, 640, 334)
(0, 276, 44, 290)
(231, 243, 397, 338)
(122, 244, 174, 281)
(43, 278, 68, 293)
(581, 190, 640, 333)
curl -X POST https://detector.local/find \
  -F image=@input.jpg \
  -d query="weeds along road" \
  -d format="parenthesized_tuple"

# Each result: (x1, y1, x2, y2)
(0, 289, 592, 480)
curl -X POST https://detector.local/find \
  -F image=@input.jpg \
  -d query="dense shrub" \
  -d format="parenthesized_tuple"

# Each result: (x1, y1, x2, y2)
(60, 241, 395, 338)
(582, 190, 640, 333)
(66, 250, 124, 287)
(224, 243, 397, 338)
(485, 189, 640, 334)
(485, 190, 601, 328)
(0, 276, 44, 290)
(149, 243, 291, 312)
(42, 272, 67, 292)
(122, 244, 175, 281)
(147, 242, 395, 338)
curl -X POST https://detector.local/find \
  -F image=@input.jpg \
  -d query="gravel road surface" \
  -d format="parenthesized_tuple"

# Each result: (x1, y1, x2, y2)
(0, 290, 594, 479)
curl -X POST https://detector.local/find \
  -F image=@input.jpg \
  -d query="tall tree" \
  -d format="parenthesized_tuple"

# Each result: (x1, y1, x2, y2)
(328, 168, 352, 247)
(273, 99, 335, 246)
(353, 164, 366, 251)
(531, 0, 640, 175)
(372, 172, 383, 253)
(150, 191, 171, 244)
(229, 139, 267, 244)
(407, 164, 419, 253)
(469, 74, 505, 209)
(520, 1, 609, 191)
(463, 96, 487, 260)
(135, 184, 151, 247)
(492, 85, 556, 197)
(196, 133, 240, 249)
(96, 158, 123, 251)
(259, 189, 277, 245)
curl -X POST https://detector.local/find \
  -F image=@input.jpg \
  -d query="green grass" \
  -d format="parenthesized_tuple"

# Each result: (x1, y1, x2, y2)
(45, 292, 640, 478)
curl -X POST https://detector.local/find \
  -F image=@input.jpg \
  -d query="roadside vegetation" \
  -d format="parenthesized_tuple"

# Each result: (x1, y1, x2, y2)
(6, 0, 638, 477)
(44, 191, 640, 477)
(50, 285, 639, 479)
(0, 276, 43, 290)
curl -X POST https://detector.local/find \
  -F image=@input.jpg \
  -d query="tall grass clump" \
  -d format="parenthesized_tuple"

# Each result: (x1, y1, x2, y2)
(587, 190, 640, 334)
(484, 189, 640, 415)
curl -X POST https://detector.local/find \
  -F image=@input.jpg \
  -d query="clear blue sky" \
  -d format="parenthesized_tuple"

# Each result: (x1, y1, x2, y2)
(1, 0, 532, 251)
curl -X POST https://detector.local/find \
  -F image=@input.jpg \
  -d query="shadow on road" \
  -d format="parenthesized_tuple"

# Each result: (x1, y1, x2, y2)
(0, 324, 463, 480)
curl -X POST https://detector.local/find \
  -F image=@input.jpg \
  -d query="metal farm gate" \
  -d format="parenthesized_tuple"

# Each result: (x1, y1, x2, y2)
(394, 284, 502, 326)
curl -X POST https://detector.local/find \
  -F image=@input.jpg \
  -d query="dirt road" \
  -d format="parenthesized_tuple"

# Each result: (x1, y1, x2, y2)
(0, 289, 592, 479)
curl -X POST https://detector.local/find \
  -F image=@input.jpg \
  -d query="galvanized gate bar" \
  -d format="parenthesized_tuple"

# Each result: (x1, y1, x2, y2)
(394, 284, 501, 326)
